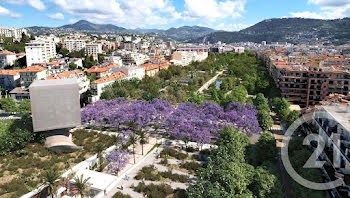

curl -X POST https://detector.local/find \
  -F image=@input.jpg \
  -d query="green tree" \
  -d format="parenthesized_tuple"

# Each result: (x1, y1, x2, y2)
(129, 135, 138, 164)
(138, 130, 147, 155)
(69, 62, 78, 70)
(248, 132, 277, 166)
(18, 99, 31, 114)
(59, 48, 69, 57)
(43, 169, 61, 198)
(250, 167, 282, 198)
(56, 43, 62, 53)
(272, 97, 290, 122)
(242, 74, 257, 93)
(257, 110, 273, 131)
(0, 98, 18, 113)
(187, 92, 204, 105)
(286, 110, 301, 128)
(225, 85, 248, 105)
(98, 53, 105, 64)
(72, 175, 91, 198)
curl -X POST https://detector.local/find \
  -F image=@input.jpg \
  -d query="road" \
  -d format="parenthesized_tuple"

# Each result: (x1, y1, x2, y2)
(197, 70, 225, 93)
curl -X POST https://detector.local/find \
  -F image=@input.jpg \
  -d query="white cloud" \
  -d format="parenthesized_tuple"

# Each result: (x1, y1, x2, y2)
(47, 0, 181, 27)
(28, 0, 45, 10)
(290, 11, 324, 19)
(183, 0, 246, 22)
(47, 0, 247, 28)
(308, 0, 350, 7)
(48, 12, 64, 20)
(69, 19, 78, 24)
(292, 0, 350, 19)
(0, 5, 22, 18)
(214, 23, 253, 31)
(2, 0, 45, 10)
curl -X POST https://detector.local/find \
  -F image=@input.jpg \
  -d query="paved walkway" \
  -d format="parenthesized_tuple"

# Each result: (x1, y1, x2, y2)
(105, 145, 194, 198)
(197, 70, 225, 93)
(269, 111, 292, 198)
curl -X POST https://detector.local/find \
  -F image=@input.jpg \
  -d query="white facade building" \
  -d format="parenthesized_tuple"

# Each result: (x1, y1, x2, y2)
(0, 27, 27, 41)
(171, 51, 208, 66)
(116, 50, 149, 66)
(25, 39, 57, 66)
(106, 56, 123, 66)
(86, 43, 102, 60)
(0, 51, 17, 68)
(64, 39, 87, 52)
(113, 66, 145, 80)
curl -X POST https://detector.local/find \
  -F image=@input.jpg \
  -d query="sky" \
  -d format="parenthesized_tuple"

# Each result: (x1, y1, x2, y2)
(0, 0, 349, 31)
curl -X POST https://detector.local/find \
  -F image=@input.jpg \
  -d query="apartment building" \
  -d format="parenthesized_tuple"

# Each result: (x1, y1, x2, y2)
(0, 51, 17, 68)
(89, 72, 126, 103)
(141, 61, 170, 77)
(0, 69, 20, 91)
(171, 47, 209, 66)
(0, 27, 27, 41)
(38, 61, 69, 76)
(116, 50, 149, 66)
(260, 50, 350, 108)
(25, 39, 57, 66)
(64, 39, 86, 52)
(86, 43, 102, 60)
(47, 70, 90, 95)
(112, 66, 145, 80)
(86, 66, 110, 79)
(312, 101, 350, 197)
(20, 66, 47, 87)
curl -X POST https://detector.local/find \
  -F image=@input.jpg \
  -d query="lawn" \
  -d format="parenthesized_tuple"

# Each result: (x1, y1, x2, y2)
(0, 129, 116, 198)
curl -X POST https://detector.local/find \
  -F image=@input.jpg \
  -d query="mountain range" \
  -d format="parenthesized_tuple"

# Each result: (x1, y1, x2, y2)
(26, 20, 217, 42)
(190, 18, 350, 45)
(26, 18, 350, 44)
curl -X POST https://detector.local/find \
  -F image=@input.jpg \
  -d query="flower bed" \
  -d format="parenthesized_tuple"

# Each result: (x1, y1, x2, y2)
(0, 129, 115, 197)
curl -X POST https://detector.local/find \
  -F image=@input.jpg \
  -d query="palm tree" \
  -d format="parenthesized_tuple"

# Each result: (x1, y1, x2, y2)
(138, 130, 147, 155)
(129, 134, 138, 164)
(72, 175, 91, 198)
(153, 124, 160, 142)
(43, 169, 61, 198)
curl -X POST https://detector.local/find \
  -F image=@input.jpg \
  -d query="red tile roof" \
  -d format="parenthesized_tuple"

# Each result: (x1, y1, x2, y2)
(20, 66, 46, 73)
(0, 69, 20, 76)
(92, 72, 126, 84)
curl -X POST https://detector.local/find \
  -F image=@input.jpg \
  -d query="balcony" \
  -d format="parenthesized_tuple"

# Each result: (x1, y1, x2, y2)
(314, 119, 350, 164)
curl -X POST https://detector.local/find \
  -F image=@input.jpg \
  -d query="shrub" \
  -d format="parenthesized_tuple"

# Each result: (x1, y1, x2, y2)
(133, 182, 173, 198)
(185, 147, 198, 153)
(160, 148, 188, 160)
(180, 161, 201, 172)
(112, 191, 132, 198)
(134, 165, 161, 181)
(159, 159, 168, 165)
(174, 189, 188, 198)
(159, 171, 189, 183)
(199, 149, 210, 155)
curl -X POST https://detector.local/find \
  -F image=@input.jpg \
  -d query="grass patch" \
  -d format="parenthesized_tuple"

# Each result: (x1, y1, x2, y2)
(0, 129, 115, 197)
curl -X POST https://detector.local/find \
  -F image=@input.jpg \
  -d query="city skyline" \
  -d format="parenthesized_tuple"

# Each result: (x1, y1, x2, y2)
(0, 0, 349, 31)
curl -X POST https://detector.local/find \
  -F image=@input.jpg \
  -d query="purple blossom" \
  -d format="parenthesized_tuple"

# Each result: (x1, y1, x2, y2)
(106, 149, 129, 175)
(81, 99, 261, 145)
